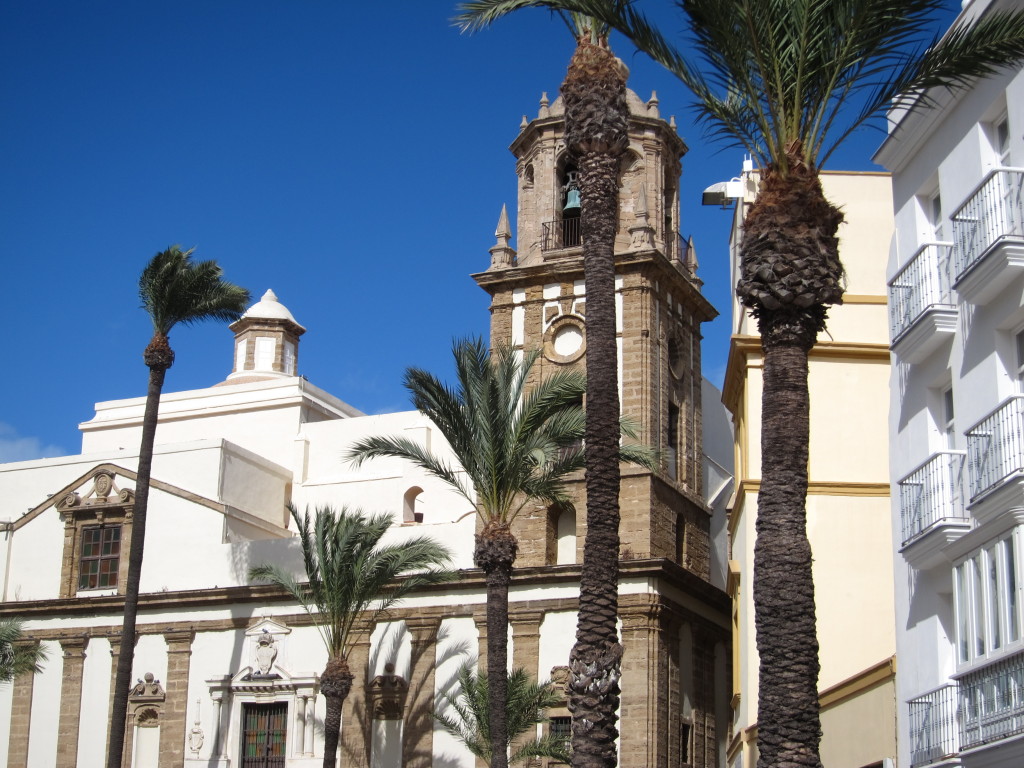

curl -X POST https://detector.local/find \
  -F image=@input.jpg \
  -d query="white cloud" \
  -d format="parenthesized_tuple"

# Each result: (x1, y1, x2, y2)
(0, 423, 65, 463)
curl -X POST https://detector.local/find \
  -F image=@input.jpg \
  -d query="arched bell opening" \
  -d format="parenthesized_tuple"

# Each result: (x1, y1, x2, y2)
(556, 155, 581, 248)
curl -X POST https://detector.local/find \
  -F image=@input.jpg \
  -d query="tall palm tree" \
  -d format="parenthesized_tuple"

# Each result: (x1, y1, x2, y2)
(464, 2, 1024, 767)
(348, 338, 653, 768)
(0, 618, 47, 683)
(250, 505, 455, 768)
(435, 665, 572, 766)
(454, 9, 632, 767)
(107, 246, 249, 768)
(347, 338, 585, 768)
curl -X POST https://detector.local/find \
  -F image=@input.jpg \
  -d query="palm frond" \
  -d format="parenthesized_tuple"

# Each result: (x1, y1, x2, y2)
(249, 505, 454, 658)
(434, 664, 570, 765)
(139, 245, 250, 336)
(0, 618, 47, 682)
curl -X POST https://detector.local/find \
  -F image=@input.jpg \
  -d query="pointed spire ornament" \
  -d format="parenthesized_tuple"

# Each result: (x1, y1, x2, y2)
(539, 92, 550, 118)
(489, 204, 517, 269)
(647, 91, 660, 118)
(520, 115, 528, 130)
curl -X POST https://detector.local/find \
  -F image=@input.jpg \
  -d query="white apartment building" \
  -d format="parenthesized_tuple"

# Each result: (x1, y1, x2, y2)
(877, 1, 1024, 766)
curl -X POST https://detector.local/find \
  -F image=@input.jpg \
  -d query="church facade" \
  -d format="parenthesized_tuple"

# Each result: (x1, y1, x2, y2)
(0, 84, 732, 768)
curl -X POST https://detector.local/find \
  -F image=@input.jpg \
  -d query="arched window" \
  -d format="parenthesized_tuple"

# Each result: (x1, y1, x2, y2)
(402, 487, 423, 524)
(547, 504, 577, 565)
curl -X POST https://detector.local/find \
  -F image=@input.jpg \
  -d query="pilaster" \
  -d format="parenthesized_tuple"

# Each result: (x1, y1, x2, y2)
(341, 638, 371, 768)
(619, 603, 671, 768)
(7, 644, 37, 768)
(56, 635, 89, 768)
(159, 629, 195, 768)
(402, 617, 442, 768)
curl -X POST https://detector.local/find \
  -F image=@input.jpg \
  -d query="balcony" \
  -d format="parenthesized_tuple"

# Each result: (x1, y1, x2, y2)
(960, 649, 1024, 751)
(967, 396, 1024, 518)
(951, 168, 1024, 304)
(899, 451, 969, 569)
(908, 684, 960, 768)
(542, 217, 583, 252)
(889, 242, 958, 363)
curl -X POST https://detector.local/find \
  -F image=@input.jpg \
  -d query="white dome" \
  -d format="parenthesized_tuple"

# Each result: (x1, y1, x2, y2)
(243, 289, 300, 324)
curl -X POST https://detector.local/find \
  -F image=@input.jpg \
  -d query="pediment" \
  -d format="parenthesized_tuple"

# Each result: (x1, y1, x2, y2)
(15, 462, 227, 531)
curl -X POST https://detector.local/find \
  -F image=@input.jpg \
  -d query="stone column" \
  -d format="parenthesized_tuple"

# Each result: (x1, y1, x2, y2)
(619, 603, 670, 768)
(56, 636, 89, 768)
(159, 630, 195, 768)
(402, 617, 441, 768)
(341, 638, 371, 768)
(6, 644, 38, 768)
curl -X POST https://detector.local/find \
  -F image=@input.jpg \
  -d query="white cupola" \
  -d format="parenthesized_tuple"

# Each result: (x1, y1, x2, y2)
(224, 289, 306, 382)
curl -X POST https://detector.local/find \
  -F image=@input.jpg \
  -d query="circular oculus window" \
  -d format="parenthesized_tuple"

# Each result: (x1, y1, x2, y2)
(544, 317, 586, 364)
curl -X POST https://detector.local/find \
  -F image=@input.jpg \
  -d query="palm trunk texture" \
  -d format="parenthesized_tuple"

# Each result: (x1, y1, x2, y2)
(561, 39, 628, 768)
(320, 655, 354, 768)
(475, 521, 518, 768)
(106, 335, 173, 768)
(739, 157, 843, 768)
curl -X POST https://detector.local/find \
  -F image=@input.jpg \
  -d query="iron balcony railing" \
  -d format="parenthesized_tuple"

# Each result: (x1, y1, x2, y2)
(908, 683, 960, 767)
(952, 168, 1024, 282)
(960, 649, 1024, 750)
(966, 395, 1024, 500)
(888, 243, 955, 342)
(899, 451, 967, 546)
(542, 217, 582, 250)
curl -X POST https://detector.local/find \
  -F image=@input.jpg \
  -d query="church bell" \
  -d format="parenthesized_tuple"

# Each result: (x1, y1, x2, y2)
(563, 171, 581, 212)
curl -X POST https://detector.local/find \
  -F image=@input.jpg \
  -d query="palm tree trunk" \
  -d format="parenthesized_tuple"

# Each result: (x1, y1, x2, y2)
(740, 161, 839, 768)
(475, 522, 517, 768)
(106, 354, 168, 768)
(569, 148, 623, 768)
(320, 655, 354, 768)
(559, 37, 628, 768)
(753, 342, 822, 768)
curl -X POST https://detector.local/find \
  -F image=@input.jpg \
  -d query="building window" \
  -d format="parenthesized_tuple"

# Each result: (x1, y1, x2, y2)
(550, 715, 571, 756)
(994, 115, 1011, 166)
(954, 531, 1023, 665)
(402, 487, 423, 524)
(241, 702, 288, 768)
(78, 525, 121, 590)
(942, 386, 956, 449)
(928, 189, 943, 240)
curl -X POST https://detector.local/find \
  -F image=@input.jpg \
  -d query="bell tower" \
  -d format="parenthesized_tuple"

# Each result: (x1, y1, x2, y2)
(471, 82, 729, 768)
(472, 86, 729, 768)
(474, 87, 716, 568)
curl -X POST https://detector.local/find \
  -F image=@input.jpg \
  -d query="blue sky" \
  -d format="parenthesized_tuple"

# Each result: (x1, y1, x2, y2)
(0, 1, 954, 461)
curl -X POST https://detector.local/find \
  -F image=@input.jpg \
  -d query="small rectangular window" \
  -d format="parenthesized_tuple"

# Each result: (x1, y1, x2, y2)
(667, 401, 680, 481)
(550, 715, 571, 755)
(943, 387, 955, 449)
(930, 190, 943, 240)
(78, 525, 121, 590)
(996, 116, 1011, 165)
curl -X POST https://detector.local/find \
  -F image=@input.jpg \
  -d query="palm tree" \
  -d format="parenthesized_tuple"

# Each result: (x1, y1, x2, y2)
(348, 338, 653, 768)
(347, 338, 585, 768)
(0, 618, 47, 683)
(454, 9, 632, 767)
(435, 664, 572, 766)
(461, 2, 1024, 767)
(249, 505, 455, 768)
(107, 246, 249, 768)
